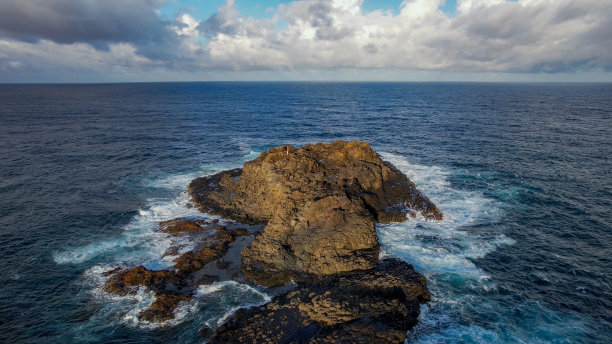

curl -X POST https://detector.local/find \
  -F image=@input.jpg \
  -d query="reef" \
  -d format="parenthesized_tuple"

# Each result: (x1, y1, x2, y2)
(189, 141, 440, 343)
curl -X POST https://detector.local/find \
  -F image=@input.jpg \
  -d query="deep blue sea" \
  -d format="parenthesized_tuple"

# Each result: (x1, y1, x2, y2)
(0, 82, 610, 343)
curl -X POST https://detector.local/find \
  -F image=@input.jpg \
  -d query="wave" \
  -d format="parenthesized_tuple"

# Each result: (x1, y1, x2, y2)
(196, 281, 271, 328)
(56, 151, 270, 330)
(51, 155, 259, 267)
(378, 152, 514, 279)
(53, 191, 205, 266)
(379, 153, 589, 343)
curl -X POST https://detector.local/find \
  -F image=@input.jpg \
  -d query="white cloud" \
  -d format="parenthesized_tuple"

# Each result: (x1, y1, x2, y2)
(0, 39, 161, 81)
(0, 0, 611, 81)
(8, 61, 23, 68)
(201, 0, 611, 74)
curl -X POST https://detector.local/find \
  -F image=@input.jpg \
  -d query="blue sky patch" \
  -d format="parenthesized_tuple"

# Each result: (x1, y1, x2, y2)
(160, 0, 459, 21)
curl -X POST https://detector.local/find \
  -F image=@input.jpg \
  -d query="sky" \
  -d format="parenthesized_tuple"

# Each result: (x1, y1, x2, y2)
(0, 0, 610, 83)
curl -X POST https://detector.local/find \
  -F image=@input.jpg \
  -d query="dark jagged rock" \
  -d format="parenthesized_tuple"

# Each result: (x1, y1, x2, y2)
(189, 141, 441, 285)
(210, 259, 430, 344)
(103, 224, 251, 322)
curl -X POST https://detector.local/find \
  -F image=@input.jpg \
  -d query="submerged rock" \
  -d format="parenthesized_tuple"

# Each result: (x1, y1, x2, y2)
(189, 140, 441, 285)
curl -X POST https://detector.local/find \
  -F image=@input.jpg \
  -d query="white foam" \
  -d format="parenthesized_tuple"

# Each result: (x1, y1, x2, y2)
(196, 281, 270, 301)
(142, 161, 244, 191)
(120, 287, 158, 326)
(55, 172, 234, 327)
(62, 156, 275, 329)
(243, 150, 261, 161)
(234, 139, 263, 161)
(80, 266, 159, 328)
(378, 152, 514, 279)
(53, 190, 209, 266)
(377, 153, 524, 343)
(81, 265, 203, 329)
(411, 324, 503, 344)
(406, 300, 587, 344)
(143, 172, 200, 191)
(195, 281, 271, 327)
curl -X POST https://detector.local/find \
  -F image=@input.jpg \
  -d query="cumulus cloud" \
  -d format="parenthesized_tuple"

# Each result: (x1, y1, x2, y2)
(0, 0, 611, 81)
(0, 39, 156, 82)
(0, 0, 213, 78)
(201, 0, 612, 73)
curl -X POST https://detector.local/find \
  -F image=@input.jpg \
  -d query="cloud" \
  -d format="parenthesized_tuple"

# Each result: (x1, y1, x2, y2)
(201, 0, 612, 72)
(0, 39, 157, 82)
(0, 0, 167, 45)
(0, 0, 611, 81)
(201, 0, 612, 74)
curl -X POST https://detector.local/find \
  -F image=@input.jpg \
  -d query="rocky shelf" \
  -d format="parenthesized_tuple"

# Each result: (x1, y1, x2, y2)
(103, 140, 441, 343)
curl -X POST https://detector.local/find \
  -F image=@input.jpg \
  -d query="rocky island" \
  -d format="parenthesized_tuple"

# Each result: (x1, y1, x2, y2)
(103, 141, 442, 343)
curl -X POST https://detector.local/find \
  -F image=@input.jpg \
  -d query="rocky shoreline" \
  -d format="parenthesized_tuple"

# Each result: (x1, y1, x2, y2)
(102, 141, 441, 343)
(102, 218, 254, 322)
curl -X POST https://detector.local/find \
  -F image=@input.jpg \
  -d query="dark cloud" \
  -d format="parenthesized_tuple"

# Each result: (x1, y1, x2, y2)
(305, 2, 345, 40)
(553, 1, 593, 23)
(199, 11, 240, 37)
(363, 43, 377, 54)
(0, 0, 166, 44)
(457, 3, 544, 41)
(279, 0, 353, 41)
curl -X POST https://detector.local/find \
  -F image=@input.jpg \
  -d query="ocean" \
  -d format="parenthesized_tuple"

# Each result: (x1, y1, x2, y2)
(0, 82, 610, 343)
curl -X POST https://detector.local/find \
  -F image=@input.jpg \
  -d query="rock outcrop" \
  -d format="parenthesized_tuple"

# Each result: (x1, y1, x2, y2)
(189, 141, 441, 285)
(103, 218, 251, 322)
(210, 258, 430, 344)
(102, 141, 440, 342)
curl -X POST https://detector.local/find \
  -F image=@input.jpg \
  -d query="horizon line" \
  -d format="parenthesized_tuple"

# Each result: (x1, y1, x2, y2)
(2, 80, 611, 85)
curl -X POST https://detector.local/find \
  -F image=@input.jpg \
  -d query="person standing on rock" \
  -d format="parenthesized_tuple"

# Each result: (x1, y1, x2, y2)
(286, 146, 289, 155)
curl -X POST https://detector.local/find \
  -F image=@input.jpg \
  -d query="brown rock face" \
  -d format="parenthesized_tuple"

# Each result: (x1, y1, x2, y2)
(210, 259, 430, 344)
(189, 141, 441, 285)
(158, 217, 225, 234)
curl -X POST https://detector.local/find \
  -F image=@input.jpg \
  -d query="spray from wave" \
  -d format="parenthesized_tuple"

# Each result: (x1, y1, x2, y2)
(379, 153, 513, 342)
(54, 154, 270, 328)
(379, 153, 586, 343)
(378, 152, 514, 278)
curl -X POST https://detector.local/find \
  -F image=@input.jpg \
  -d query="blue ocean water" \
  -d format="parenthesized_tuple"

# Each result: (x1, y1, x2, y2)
(0, 82, 610, 343)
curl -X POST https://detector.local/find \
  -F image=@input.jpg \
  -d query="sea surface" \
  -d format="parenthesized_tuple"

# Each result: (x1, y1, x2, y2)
(0, 82, 610, 344)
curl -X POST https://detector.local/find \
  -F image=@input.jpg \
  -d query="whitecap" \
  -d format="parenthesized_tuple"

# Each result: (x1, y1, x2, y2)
(377, 152, 514, 280)
(53, 191, 207, 266)
(195, 281, 271, 327)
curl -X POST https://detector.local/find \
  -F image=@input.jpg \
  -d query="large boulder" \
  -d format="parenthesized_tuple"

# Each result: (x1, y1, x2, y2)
(189, 141, 441, 285)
